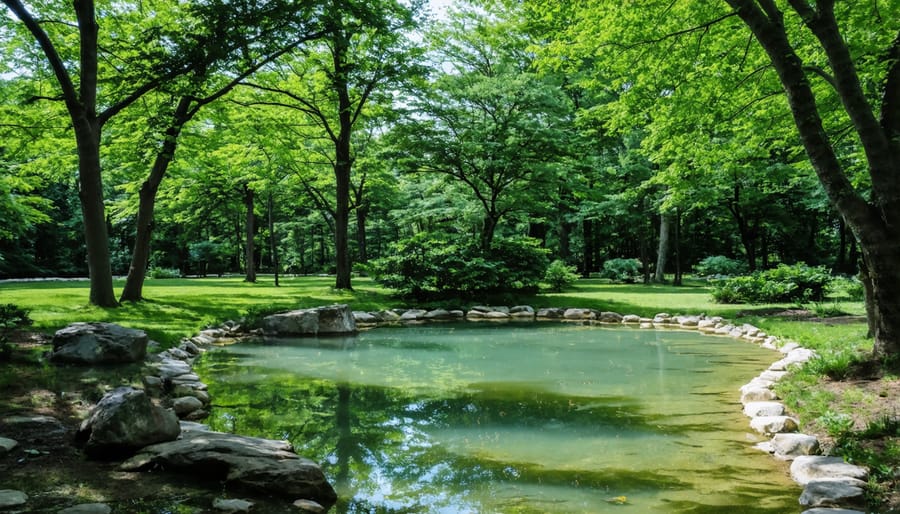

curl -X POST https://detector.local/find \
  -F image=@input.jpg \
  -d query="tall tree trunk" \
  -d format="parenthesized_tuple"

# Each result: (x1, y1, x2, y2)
(269, 191, 280, 287)
(244, 185, 256, 283)
(120, 97, 191, 302)
(332, 23, 353, 291)
(654, 213, 672, 283)
(673, 209, 682, 286)
(582, 218, 594, 278)
(73, 116, 117, 307)
(356, 203, 369, 264)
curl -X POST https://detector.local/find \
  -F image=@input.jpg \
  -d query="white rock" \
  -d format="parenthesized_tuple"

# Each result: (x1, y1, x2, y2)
(400, 309, 428, 321)
(0, 490, 27, 508)
(622, 314, 642, 323)
(743, 401, 785, 417)
(791, 456, 869, 486)
(750, 416, 798, 435)
(213, 498, 254, 512)
(293, 499, 325, 513)
(0, 436, 17, 453)
(741, 387, 777, 404)
(58, 503, 112, 514)
(770, 433, 820, 459)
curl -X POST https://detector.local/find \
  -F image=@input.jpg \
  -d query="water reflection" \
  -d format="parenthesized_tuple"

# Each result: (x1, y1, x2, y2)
(195, 323, 800, 513)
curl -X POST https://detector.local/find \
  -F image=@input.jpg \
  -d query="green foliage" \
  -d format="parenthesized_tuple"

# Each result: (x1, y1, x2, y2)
(367, 233, 549, 300)
(599, 258, 642, 283)
(147, 267, 182, 279)
(0, 303, 32, 361)
(188, 241, 230, 276)
(710, 263, 834, 304)
(693, 255, 748, 278)
(544, 260, 579, 292)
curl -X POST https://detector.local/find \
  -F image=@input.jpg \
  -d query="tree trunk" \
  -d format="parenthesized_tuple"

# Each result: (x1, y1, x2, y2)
(73, 117, 117, 307)
(481, 214, 499, 252)
(673, 209, 682, 286)
(356, 203, 369, 264)
(654, 212, 672, 283)
(332, 23, 353, 291)
(582, 218, 594, 278)
(269, 191, 280, 287)
(120, 98, 191, 302)
(244, 185, 256, 283)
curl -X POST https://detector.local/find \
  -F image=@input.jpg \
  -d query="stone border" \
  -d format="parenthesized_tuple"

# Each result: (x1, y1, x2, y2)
(181, 305, 870, 513)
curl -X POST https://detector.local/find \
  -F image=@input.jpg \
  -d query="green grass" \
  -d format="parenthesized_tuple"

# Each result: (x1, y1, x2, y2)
(0, 275, 399, 346)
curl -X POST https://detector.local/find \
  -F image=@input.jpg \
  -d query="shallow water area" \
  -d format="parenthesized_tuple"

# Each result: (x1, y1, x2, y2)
(196, 322, 801, 513)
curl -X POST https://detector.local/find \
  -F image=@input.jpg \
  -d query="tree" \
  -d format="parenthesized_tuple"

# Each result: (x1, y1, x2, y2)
(3, 1, 218, 305)
(394, 7, 569, 251)
(115, 1, 325, 300)
(523, 0, 900, 357)
(242, 0, 424, 290)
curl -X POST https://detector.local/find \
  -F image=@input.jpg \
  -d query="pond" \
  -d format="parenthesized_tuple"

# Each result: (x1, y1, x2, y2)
(195, 322, 800, 513)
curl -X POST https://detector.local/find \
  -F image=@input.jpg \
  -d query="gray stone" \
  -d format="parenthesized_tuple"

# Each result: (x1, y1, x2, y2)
(50, 322, 148, 364)
(741, 387, 777, 404)
(465, 310, 486, 319)
(58, 503, 112, 514)
(799, 478, 867, 507)
(180, 341, 202, 355)
(622, 314, 641, 323)
(173, 396, 204, 416)
(510, 310, 535, 319)
(791, 456, 869, 485)
(122, 431, 336, 507)
(563, 308, 595, 320)
(599, 312, 624, 323)
(0, 436, 18, 453)
(509, 305, 534, 314)
(536, 308, 565, 318)
(750, 415, 798, 435)
(401, 309, 428, 321)
(77, 386, 180, 457)
(162, 347, 193, 361)
(262, 309, 319, 335)
(155, 359, 192, 379)
(353, 311, 378, 323)
(770, 433, 820, 459)
(293, 499, 325, 512)
(375, 310, 401, 322)
(0, 490, 27, 508)
(316, 305, 357, 334)
(449, 310, 465, 318)
(423, 309, 452, 320)
(213, 498, 254, 512)
(675, 315, 700, 327)
(488, 306, 510, 314)
(179, 421, 210, 432)
(743, 401, 785, 417)
(485, 311, 510, 319)
(770, 347, 817, 371)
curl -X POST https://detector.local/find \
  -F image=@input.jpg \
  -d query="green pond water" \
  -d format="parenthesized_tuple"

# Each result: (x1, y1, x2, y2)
(195, 322, 801, 513)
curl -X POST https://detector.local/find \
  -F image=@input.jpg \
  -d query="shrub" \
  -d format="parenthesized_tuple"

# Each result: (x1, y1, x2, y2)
(693, 255, 748, 278)
(710, 263, 834, 304)
(544, 260, 580, 292)
(0, 304, 32, 362)
(599, 258, 642, 283)
(147, 267, 182, 279)
(189, 241, 230, 276)
(367, 233, 548, 299)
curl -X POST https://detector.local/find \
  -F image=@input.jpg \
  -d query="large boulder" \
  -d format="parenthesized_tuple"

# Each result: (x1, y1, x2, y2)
(50, 322, 148, 364)
(316, 304, 357, 334)
(262, 305, 357, 336)
(121, 430, 337, 508)
(77, 386, 180, 458)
